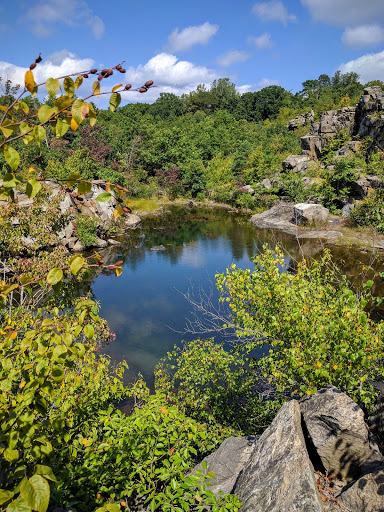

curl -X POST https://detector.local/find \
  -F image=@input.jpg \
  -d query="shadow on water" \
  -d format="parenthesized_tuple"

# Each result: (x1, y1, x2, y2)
(64, 206, 384, 389)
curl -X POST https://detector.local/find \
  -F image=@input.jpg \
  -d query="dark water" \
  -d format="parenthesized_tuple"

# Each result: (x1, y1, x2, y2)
(77, 206, 384, 387)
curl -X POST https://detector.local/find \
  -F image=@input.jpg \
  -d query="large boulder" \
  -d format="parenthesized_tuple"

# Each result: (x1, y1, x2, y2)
(191, 436, 258, 496)
(287, 110, 314, 130)
(294, 203, 329, 225)
(338, 469, 384, 512)
(300, 387, 381, 480)
(235, 400, 324, 512)
(282, 154, 311, 173)
(351, 175, 384, 198)
(249, 204, 296, 234)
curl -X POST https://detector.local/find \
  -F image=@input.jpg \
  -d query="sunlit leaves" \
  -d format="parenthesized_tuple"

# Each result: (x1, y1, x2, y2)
(112, 84, 122, 92)
(92, 81, 100, 98)
(109, 92, 121, 112)
(37, 105, 55, 124)
(46, 268, 63, 286)
(20, 475, 50, 512)
(33, 126, 46, 142)
(74, 76, 83, 90)
(84, 324, 94, 339)
(77, 180, 92, 196)
(2, 145, 20, 171)
(71, 100, 89, 126)
(63, 77, 75, 98)
(24, 70, 35, 93)
(46, 78, 60, 98)
(95, 192, 112, 202)
(69, 255, 85, 276)
(26, 179, 42, 199)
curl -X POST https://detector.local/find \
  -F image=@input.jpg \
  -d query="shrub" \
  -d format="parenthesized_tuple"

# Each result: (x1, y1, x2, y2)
(74, 214, 101, 247)
(350, 190, 384, 233)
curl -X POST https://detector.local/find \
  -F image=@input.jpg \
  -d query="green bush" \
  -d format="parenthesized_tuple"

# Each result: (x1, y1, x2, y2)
(74, 214, 101, 247)
(350, 190, 384, 233)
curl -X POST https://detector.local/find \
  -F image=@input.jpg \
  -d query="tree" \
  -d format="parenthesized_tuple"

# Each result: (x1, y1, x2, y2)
(149, 92, 185, 120)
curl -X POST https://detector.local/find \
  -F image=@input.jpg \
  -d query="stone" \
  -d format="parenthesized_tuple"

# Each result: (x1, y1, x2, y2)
(294, 203, 329, 225)
(20, 236, 38, 247)
(107, 239, 121, 246)
(302, 177, 322, 190)
(338, 469, 384, 512)
(235, 400, 323, 512)
(351, 175, 384, 198)
(261, 178, 272, 189)
(341, 203, 355, 217)
(18, 198, 34, 208)
(242, 184, 255, 195)
(59, 194, 75, 214)
(150, 245, 166, 251)
(81, 184, 117, 230)
(94, 237, 108, 248)
(73, 240, 85, 252)
(125, 214, 141, 228)
(249, 204, 297, 234)
(369, 392, 384, 441)
(287, 110, 314, 130)
(57, 221, 75, 240)
(300, 386, 381, 481)
(191, 436, 258, 496)
(282, 154, 311, 173)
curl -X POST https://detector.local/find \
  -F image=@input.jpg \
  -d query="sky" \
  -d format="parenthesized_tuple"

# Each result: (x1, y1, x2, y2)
(1, 0, 384, 105)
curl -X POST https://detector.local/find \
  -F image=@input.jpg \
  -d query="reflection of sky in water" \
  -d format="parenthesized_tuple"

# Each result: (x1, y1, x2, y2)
(87, 207, 346, 388)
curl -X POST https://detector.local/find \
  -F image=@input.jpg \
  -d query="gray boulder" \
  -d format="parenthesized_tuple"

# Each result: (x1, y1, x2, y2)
(80, 183, 117, 230)
(125, 214, 141, 228)
(282, 154, 311, 173)
(287, 110, 314, 130)
(242, 184, 255, 195)
(261, 178, 272, 189)
(338, 469, 384, 512)
(300, 387, 381, 481)
(192, 436, 258, 496)
(235, 400, 323, 512)
(341, 203, 355, 217)
(294, 203, 329, 225)
(352, 175, 384, 198)
(249, 204, 297, 234)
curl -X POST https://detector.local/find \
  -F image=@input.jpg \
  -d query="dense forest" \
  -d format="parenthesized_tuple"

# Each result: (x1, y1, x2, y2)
(1, 65, 384, 512)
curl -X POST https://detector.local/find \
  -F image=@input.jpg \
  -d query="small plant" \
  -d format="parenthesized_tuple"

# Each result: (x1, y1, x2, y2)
(74, 214, 101, 247)
(350, 189, 384, 233)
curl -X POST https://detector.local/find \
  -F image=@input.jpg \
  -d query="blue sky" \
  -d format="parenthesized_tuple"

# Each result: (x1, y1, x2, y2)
(1, 0, 384, 104)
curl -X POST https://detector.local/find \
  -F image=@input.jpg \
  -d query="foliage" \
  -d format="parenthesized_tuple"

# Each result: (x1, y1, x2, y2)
(317, 157, 360, 212)
(155, 338, 283, 435)
(214, 246, 384, 410)
(350, 190, 384, 233)
(74, 214, 101, 248)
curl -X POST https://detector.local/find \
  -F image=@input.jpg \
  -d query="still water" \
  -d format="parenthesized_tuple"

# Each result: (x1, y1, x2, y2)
(80, 206, 383, 387)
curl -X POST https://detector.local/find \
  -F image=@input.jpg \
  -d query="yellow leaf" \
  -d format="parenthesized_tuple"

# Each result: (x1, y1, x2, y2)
(333, 364, 338, 370)
(20, 380, 26, 389)
(70, 118, 79, 131)
(115, 266, 123, 277)
(82, 438, 88, 444)
(10, 331, 17, 340)
(195, 495, 203, 502)
(25, 70, 35, 93)
(97, 494, 101, 499)
(316, 361, 322, 368)
(120, 502, 127, 507)
(112, 84, 123, 92)
(161, 406, 167, 415)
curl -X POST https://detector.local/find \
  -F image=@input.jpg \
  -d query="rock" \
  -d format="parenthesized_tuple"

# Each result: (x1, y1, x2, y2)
(287, 110, 314, 130)
(282, 154, 311, 173)
(261, 178, 272, 189)
(338, 469, 384, 512)
(341, 203, 355, 217)
(125, 214, 141, 228)
(57, 221, 75, 240)
(94, 237, 108, 248)
(73, 240, 85, 252)
(300, 386, 381, 480)
(80, 184, 117, 230)
(297, 230, 342, 240)
(294, 203, 329, 225)
(19, 236, 38, 247)
(150, 245, 166, 251)
(192, 436, 258, 496)
(59, 194, 75, 214)
(235, 400, 323, 512)
(249, 204, 297, 234)
(302, 177, 323, 190)
(352, 175, 384, 198)
(18, 198, 34, 208)
(242, 185, 255, 195)
(335, 140, 362, 157)
(107, 239, 121, 246)
(369, 393, 384, 441)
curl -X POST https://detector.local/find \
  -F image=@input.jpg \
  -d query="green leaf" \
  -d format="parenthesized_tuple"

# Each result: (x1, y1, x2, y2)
(77, 180, 92, 196)
(51, 366, 64, 382)
(3, 172, 19, 188)
(46, 268, 63, 286)
(84, 324, 94, 339)
(63, 77, 75, 98)
(52, 345, 67, 362)
(46, 78, 60, 98)
(4, 448, 19, 463)
(33, 126, 46, 142)
(66, 173, 81, 187)
(20, 122, 31, 135)
(74, 76, 83, 89)
(37, 105, 55, 124)
(88, 103, 97, 127)
(34, 465, 57, 483)
(54, 96, 73, 112)
(0, 489, 14, 505)
(0, 122, 17, 138)
(95, 192, 112, 202)
(2, 358, 12, 372)
(3, 146, 20, 171)
(26, 179, 42, 199)
(105, 505, 120, 512)
(6, 497, 31, 512)
(109, 92, 121, 112)
(55, 118, 69, 138)
(21, 475, 50, 512)
(70, 255, 85, 275)
(19, 101, 29, 114)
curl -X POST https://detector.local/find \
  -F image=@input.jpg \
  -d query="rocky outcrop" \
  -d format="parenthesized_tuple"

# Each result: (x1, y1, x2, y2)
(293, 203, 329, 225)
(282, 154, 311, 173)
(351, 174, 384, 197)
(287, 110, 314, 131)
(356, 86, 384, 151)
(249, 204, 297, 234)
(197, 387, 384, 512)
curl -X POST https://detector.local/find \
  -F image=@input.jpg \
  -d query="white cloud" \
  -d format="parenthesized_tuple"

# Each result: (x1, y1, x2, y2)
(248, 33, 274, 49)
(217, 50, 251, 67)
(342, 24, 384, 48)
(167, 22, 219, 52)
(338, 50, 384, 84)
(23, 0, 105, 39)
(125, 53, 218, 100)
(252, 1, 296, 26)
(301, 0, 384, 27)
(0, 50, 95, 89)
(238, 78, 281, 94)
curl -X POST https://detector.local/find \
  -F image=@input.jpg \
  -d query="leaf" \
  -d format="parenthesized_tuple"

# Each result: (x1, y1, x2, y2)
(74, 76, 83, 89)
(46, 78, 60, 98)
(33, 126, 46, 142)
(115, 267, 123, 277)
(84, 324, 94, 339)
(0, 122, 17, 138)
(34, 466, 57, 483)
(109, 92, 121, 112)
(92, 81, 100, 98)
(88, 104, 97, 127)
(113, 206, 124, 219)
(52, 345, 67, 363)
(4, 448, 19, 463)
(46, 268, 63, 286)
(6, 497, 31, 512)
(37, 105, 55, 124)
(66, 173, 81, 187)
(19, 101, 29, 114)
(70, 255, 85, 275)
(71, 99, 88, 126)
(26, 179, 42, 199)
(25, 70, 35, 93)
(55, 118, 69, 137)
(70, 118, 79, 131)
(77, 180, 92, 196)
(54, 96, 73, 112)
(112, 84, 123, 92)
(63, 77, 75, 98)
(22, 475, 50, 512)
(20, 122, 31, 135)
(3, 146, 20, 171)
(3, 172, 18, 188)
(95, 192, 112, 202)
(0, 489, 14, 505)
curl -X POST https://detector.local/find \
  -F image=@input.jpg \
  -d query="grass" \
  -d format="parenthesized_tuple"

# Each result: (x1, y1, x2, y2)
(128, 197, 163, 214)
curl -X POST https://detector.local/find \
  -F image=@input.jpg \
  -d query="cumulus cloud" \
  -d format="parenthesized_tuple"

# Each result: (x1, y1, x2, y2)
(23, 0, 105, 39)
(0, 50, 95, 89)
(338, 50, 384, 84)
(252, 1, 296, 26)
(125, 53, 218, 100)
(237, 78, 281, 94)
(301, 0, 384, 27)
(342, 24, 384, 48)
(248, 33, 274, 49)
(166, 22, 219, 52)
(217, 50, 251, 67)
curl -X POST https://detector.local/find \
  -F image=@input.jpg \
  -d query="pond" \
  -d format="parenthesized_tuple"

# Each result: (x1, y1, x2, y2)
(76, 206, 384, 388)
